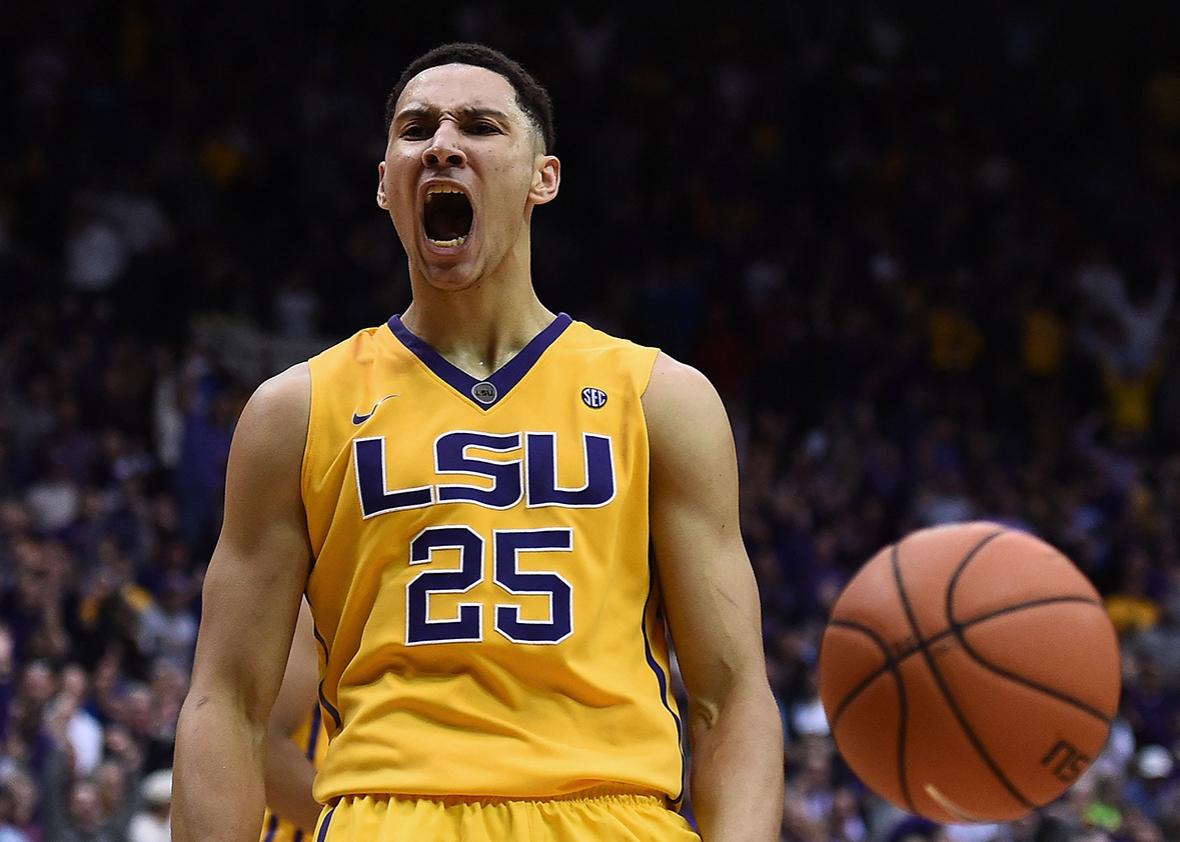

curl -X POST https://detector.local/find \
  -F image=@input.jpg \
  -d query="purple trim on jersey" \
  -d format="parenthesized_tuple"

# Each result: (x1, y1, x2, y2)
(311, 623, 343, 732)
(263, 813, 279, 842)
(386, 313, 572, 410)
(306, 704, 322, 759)
(641, 564, 685, 805)
(316, 805, 336, 842)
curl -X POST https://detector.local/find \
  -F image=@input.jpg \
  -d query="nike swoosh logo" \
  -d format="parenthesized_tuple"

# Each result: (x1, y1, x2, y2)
(352, 394, 399, 425)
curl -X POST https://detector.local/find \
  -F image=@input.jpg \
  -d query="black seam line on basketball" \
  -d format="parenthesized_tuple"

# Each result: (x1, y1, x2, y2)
(827, 620, 900, 727)
(826, 616, 916, 814)
(945, 537, 1113, 726)
(892, 535, 1037, 812)
(828, 595, 1104, 724)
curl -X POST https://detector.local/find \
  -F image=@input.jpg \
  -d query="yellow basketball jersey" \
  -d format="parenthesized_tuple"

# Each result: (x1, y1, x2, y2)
(259, 705, 329, 842)
(302, 313, 684, 804)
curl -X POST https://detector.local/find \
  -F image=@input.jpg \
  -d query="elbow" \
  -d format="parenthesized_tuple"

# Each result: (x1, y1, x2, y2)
(689, 695, 724, 734)
(179, 684, 269, 734)
(182, 674, 270, 726)
(688, 671, 777, 735)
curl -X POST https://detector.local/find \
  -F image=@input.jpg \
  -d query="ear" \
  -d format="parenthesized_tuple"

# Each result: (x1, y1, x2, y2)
(376, 161, 389, 210)
(528, 155, 561, 206)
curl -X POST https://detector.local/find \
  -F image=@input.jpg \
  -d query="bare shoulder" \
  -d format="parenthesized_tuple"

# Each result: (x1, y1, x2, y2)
(642, 352, 729, 446)
(236, 364, 311, 450)
(225, 362, 311, 495)
(247, 362, 311, 423)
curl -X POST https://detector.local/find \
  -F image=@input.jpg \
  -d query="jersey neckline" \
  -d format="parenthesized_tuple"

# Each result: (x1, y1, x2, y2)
(386, 312, 573, 411)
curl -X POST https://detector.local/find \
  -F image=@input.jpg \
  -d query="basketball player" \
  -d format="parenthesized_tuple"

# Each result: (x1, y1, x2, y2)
(173, 43, 782, 841)
(259, 599, 325, 841)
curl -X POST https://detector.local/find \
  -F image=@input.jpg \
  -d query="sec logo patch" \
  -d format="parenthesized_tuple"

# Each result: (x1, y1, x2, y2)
(581, 387, 608, 409)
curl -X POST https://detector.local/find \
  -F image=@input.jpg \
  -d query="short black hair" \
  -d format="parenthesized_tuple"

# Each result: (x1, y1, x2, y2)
(384, 43, 555, 153)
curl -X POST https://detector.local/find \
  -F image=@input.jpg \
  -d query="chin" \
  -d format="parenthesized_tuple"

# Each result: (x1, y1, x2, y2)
(418, 261, 484, 293)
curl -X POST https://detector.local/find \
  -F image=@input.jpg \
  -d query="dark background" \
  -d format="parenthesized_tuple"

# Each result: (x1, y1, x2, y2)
(2, 2, 1180, 840)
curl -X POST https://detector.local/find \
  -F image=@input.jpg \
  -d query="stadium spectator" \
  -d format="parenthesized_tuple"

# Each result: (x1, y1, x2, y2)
(2, 2, 1179, 839)
(128, 769, 172, 842)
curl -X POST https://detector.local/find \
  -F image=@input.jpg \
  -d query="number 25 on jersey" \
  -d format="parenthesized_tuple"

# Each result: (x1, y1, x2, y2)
(353, 430, 618, 646)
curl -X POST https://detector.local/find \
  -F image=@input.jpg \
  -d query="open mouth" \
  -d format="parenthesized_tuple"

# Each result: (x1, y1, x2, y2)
(422, 187, 474, 247)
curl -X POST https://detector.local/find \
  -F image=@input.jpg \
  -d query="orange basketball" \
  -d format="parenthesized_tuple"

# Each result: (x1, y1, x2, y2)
(818, 522, 1121, 823)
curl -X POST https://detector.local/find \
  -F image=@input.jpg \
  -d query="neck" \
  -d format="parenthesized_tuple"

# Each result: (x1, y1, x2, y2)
(401, 239, 555, 378)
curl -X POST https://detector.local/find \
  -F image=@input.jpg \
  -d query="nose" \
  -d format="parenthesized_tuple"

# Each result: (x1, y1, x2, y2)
(422, 120, 467, 169)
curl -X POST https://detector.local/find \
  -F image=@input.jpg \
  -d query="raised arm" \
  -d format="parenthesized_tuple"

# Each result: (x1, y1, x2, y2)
(643, 353, 783, 842)
(262, 598, 322, 833)
(172, 364, 314, 842)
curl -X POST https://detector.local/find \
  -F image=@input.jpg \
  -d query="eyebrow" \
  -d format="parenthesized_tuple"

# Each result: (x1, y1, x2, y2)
(394, 105, 513, 125)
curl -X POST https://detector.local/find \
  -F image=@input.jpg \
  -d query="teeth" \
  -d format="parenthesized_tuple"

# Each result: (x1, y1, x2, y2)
(426, 186, 465, 197)
(429, 236, 467, 247)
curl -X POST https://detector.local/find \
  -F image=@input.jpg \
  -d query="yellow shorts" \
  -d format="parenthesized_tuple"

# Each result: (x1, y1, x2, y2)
(313, 791, 702, 841)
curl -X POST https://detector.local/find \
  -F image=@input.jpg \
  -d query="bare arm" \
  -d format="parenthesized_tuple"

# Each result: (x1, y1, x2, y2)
(263, 598, 322, 833)
(172, 364, 313, 842)
(644, 353, 783, 842)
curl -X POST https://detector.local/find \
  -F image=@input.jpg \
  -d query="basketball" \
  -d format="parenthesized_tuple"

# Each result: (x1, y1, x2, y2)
(818, 521, 1122, 824)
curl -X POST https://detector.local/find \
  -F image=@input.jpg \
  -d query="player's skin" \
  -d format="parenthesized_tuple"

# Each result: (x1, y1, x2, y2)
(172, 62, 783, 842)
(262, 598, 321, 834)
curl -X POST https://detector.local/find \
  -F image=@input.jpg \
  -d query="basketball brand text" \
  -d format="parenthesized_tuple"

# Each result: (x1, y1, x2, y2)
(1040, 739, 1090, 783)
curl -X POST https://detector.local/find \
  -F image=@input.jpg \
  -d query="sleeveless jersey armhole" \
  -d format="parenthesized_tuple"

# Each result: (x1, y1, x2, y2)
(299, 356, 320, 520)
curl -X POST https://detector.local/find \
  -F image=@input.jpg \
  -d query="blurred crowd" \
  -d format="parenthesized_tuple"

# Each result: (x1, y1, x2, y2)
(3, 2, 1180, 841)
